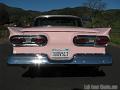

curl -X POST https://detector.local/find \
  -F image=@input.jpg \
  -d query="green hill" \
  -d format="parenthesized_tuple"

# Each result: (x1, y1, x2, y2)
(0, 3, 42, 26)
(0, 3, 120, 29)
(0, 3, 120, 45)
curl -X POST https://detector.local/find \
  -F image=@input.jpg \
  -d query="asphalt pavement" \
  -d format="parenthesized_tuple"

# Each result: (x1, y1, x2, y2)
(0, 40, 120, 90)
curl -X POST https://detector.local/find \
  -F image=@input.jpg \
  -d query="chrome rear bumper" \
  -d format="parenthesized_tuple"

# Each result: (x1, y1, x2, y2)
(7, 54, 112, 65)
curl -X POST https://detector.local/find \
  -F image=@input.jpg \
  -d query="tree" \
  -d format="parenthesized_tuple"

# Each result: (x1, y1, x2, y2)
(83, 0, 106, 11)
(83, 0, 106, 17)
(83, 0, 107, 27)
(0, 3, 9, 25)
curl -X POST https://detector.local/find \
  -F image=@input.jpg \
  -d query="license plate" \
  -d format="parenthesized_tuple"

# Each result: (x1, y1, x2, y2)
(51, 48, 70, 60)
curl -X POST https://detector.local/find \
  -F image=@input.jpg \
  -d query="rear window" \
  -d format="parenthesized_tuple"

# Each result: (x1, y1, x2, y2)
(34, 17, 83, 27)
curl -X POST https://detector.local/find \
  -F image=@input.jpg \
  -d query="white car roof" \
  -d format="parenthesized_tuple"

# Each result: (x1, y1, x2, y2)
(35, 15, 80, 19)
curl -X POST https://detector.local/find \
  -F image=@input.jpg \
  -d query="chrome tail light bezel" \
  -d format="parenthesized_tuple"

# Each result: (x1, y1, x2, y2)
(73, 35, 110, 47)
(10, 35, 48, 47)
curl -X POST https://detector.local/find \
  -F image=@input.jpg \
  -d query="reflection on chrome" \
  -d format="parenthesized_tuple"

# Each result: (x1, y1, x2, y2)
(32, 54, 47, 64)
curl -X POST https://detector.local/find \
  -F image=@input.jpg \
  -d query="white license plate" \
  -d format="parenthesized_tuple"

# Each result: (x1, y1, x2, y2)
(51, 49, 70, 60)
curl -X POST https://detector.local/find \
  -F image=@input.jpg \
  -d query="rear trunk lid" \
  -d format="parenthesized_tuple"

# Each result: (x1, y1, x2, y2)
(8, 26, 111, 36)
(8, 26, 110, 59)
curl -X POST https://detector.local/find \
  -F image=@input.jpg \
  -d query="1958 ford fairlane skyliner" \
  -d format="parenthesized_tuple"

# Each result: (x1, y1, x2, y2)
(7, 15, 112, 67)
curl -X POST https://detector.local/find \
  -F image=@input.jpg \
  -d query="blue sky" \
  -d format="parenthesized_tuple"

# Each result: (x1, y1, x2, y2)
(0, 0, 120, 11)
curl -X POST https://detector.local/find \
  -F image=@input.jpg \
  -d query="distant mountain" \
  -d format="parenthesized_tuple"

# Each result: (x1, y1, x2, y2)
(0, 3, 120, 28)
(0, 3, 92, 26)
(0, 3, 42, 17)
(0, 3, 43, 26)
(0, 3, 92, 18)
(0, 2, 120, 18)
(43, 7, 91, 16)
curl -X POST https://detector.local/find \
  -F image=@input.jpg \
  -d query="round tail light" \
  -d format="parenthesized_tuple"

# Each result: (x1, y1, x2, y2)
(73, 36, 89, 46)
(31, 35, 47, 46)
(10, 37, 26, 44)
(95, 36, 110, 46)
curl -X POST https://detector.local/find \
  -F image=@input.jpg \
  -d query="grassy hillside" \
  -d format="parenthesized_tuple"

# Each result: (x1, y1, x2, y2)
(0, 3, 120, 28)
(0, 3, 42, 26)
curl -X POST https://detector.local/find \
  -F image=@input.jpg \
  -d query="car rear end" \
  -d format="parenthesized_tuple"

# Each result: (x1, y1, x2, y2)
(7, 26, 112, 66)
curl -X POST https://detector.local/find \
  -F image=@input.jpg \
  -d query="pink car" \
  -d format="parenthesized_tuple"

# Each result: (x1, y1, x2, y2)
(7, 15, 112, 66)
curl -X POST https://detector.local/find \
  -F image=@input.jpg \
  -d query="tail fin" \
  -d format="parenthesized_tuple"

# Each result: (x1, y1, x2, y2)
(8, 27, 23, 36)
(95, 28, 111, 35)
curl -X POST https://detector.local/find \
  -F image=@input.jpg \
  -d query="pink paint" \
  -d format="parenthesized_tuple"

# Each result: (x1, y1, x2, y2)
(8, 26, 111, 59)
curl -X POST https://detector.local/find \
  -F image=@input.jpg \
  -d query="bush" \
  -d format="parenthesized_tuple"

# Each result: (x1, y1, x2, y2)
(110, 32, 120, 45)
(0, 26, 9, 38)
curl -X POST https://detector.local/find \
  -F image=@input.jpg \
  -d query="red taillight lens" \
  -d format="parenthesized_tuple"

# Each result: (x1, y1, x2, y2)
(10, 35, 48, 46)
(73, 35, 109, 46)
(78, 38, 89, 44)
(73, 37, 89, 44)
(10, 37, 26, 44)
(31, 36, 47, 46)
(95, 36, 109, 46)
(73, 35, 95, 46)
